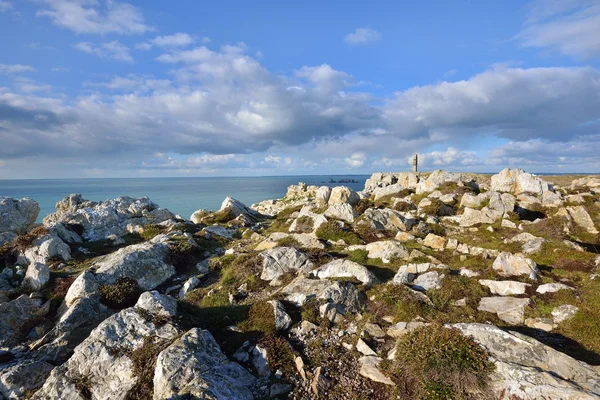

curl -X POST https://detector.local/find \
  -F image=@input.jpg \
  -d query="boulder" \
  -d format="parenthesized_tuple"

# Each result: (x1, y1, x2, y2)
(416, 170, 477, 194)
(0, 197, 40, 235)
(492, 252, 539, 280)
(358, 356, 394, 385)
(153, 328, 255, 400)
(357, 208, 416, 232)
(451, 323, 600, 399)
(315, 186, 332, 205)
(365, 240, 409, 263)
(31, 298, 180, 400)
(135, 291, 177, 317)
(0, 360, 54, 400)
(459, 207, 501, 227)
(280, 277, 362, 312)
(491, 168, 552, 197)
(478, 279, 530, 296)
(552, 305, 579, 324)
(43, 194, 175, 241)
(536, 283, 574, 294)
(259, 247, 314, 284)
(459, 192, 490, 209)
(22, 262, 50, 291)
(423, 233, 445, 250)
(178, 276, 201, 298)
(324, 203, 357, 223)
(478, 297, 529, 324)
(0, 295, 46, 348)
(363, 172, 419, 193)
(328, 186, 360, 206)
(310, 259, 379, 287)
(565, 206, 598, 234)
(268, 300, 293, 331)
(372, 184, 408, 202)
(508, 232, 545, 254)
(412, 271, 444, 291)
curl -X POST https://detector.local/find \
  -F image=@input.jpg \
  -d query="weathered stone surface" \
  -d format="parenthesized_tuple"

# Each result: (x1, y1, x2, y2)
(451, 323, 600, 399)
(153, 328, 255, 400)
(358, 356, 394, 385)
(412, 271, 444, 291)
(460, 192, 490, 209)
(365, 240, 409, 263)
(22, 262, 50, 291)
(268, 300, 292, 331)
(491, 168, 552, 196)
(492, 252, 539, 280)
(24, 233, 72, 264)
(537, 282, 574, 294)
(0, 360, 54, 400)
(423, 233, 445, 250)
(525, 317, 554, 332)
(324, 203, 357, 223)
(135, 291, 177, 317)
(280, 277, 362, 312)
(386, 321, 429, 338)
(565, 206, 598, 234)
(310, 259, 378, 287)
(315, 186, 332, 205)
(259, 247, 314, 283)
(32, 304, 179, 400)
(416, 170, 477, 194)
(43, 194, 175, 241)
(460, 207, 501, 227)
(479, 279, 530, 296)
(328, 186, 360, 206)
(552, 304, 579, 324)
(508, 232, 545, 254)
(0, 197, 40, 235)
(357, 208, 416, 232)
(364, 172, 419, 193)
(178, 276, 200, 298)
(372, 184, 408, 201)
(0, 295, 45, 348)
(478, 297, 529, 324)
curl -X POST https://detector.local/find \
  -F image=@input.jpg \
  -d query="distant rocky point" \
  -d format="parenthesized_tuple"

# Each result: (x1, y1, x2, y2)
(0, 168, 599, 399)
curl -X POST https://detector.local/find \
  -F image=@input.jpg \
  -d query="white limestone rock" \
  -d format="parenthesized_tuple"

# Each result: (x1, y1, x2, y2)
(310, 259, 379, 287)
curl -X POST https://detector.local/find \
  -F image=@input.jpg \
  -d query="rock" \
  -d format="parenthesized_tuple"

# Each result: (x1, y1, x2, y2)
(22, 262, 50, 291)
(190, 209, 209, 224)
(451, 323, 600, 399)
(415, 170, 478, 194)
(492, 252, 539, 280)
(491, 168, 553, 197)
(153, 328, 255, 400)
(372, 183, 409, 201)
(268, 300, 292, 331)
(478, 297, 530, 324)
(135, 291, 177, 317)
(315, 186, 332, 205)
(328, 186, 360, 206)
(178, 276, 200, 298)
(565, 206, 598, 234)
(24, 233, 72, 264)
(391, 263, 443, 285)
(0, 295, 46, 348)
(460, 207, 501, 227)
(310, 259, 379, 287)
(280, 277, 362, 312)
(0, 197, 40, 235)
(43, 194, 175, 241)
(356, 338, 377, 356)
(289, 207, 327, 233)
(203, 225, 235, 239)
(525, 317, 554, 332)
(251, 345, 270, 376)
(0, 231, 17, 247)
(358, 356, 394, 385)
(552, 304, 579, 324)
(460, 192, 490, 209)
(423, 233, 445, 250)
(412, 271, 444, 291)
(31, 306, 180, 400)
(386, 321, 428, 338)
(364, 172, 419, 193)
(310, 366, 331, 396)
(0, 360, 54, 400)
(536, 283, 574, 294)
(218, 196, 262, 223)
(478, 279, 530, 296)
(508, 232, 545, 254)
(502, 219, 517, 229)
(357, 208, 416, 232)
(365, 240, 409, 263)
(259, 247, 314, 284)
(324, 203, 357, 223)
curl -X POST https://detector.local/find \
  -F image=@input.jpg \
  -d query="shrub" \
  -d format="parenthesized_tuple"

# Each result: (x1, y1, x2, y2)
(367, 284, 431, 323)
(390, 323, 494, 399)
(239, 301, 276, 333)
(168, 238, 202, 274)
(139, 224, 167, 241)
(277, 236, 301, 248)
(12, 226, 49, 251)
(98, 277, 142, 309)
(315, 220, 362, 245)
(259, 334, 297, 374)
(125, 336, 172, 400)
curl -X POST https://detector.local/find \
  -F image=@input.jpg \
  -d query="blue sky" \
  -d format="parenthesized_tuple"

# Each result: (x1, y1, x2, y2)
(0, 0, 599, 178)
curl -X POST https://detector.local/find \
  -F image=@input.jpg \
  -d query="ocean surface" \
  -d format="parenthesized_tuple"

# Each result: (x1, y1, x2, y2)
(0, 176, 369, 222)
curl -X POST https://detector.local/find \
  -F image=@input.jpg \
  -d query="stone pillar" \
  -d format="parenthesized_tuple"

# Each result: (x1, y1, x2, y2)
(411, 154, 418, 172)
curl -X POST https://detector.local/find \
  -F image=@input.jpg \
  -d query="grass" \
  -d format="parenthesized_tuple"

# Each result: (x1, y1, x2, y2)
(98, 277, 142, 309)
(238, 301, 276, 334)
(315, 219, 363, 245)
(387, 323, 495, 400)
(276, 236, 301, 248)
(367, 284, 431, 323)
(125, 335, 172, 400)
(139, 224, 167, 241)
(264, 205, 303, 233)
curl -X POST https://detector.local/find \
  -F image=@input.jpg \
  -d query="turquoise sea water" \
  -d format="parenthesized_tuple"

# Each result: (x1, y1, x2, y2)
(0, 176, 368, 222)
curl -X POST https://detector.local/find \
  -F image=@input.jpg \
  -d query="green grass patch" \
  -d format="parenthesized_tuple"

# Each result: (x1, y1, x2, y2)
(315, 220, 363, 245)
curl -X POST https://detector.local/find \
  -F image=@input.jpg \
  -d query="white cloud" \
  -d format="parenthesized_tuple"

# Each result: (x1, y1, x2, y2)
(36, 0, 152, 35)
(14, 78, 52, 93)
(344, 28, 381, 45)
(0, 64, 35, 73)
(519, 0, 600, 59)
(0, 1, 11, 12)
(345, 152, 366, 168)
(74, 41, 134, 63)
(136, 33, 194, 51)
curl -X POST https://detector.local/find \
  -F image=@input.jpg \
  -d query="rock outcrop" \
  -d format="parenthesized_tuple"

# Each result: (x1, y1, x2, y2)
(0, 197, 40, 235)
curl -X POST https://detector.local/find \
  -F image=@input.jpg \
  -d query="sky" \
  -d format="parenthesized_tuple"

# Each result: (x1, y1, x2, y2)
(0, 0, 599, 179)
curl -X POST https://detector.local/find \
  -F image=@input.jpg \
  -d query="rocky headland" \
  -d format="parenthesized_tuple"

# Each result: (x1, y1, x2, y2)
(0, 168, 599, 399)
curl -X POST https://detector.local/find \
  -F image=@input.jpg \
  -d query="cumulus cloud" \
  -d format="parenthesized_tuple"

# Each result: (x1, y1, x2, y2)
(519, 0, 600, 59)
(136, 33, 194, 51)
(344, 152, 366, 168)
(0, 64, 35, 73)
(74, 41, 134, 63)
(36, 0, 152, 35)
(344, 28, 381, 45)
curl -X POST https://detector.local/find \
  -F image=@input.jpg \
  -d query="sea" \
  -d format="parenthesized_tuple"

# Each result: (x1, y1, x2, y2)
(0, 176, 369, 222)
